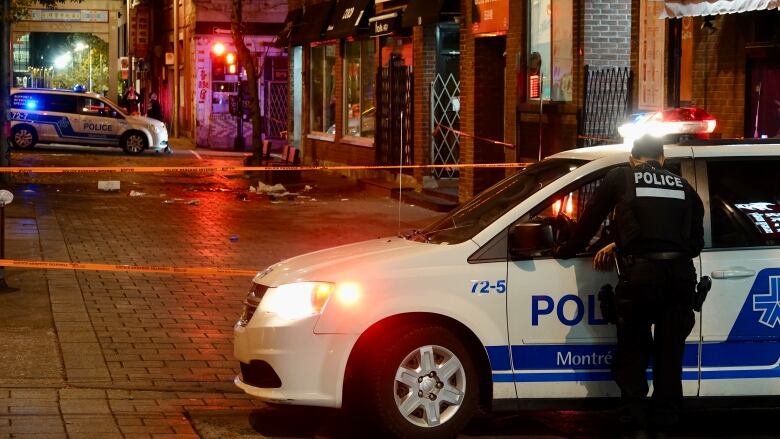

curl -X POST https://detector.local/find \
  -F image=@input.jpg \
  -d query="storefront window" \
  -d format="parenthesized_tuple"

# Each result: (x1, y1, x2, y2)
(310, 43, 336, 134)
(528, 0, 573, 101)
(344, 40, 376, 138)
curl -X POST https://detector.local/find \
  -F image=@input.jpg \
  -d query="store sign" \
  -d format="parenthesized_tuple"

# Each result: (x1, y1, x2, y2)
(130, 5, 151, 58)
(369, 13, 399, 38)
(26, 9, 108, 22)
(472, 0, 509, 36)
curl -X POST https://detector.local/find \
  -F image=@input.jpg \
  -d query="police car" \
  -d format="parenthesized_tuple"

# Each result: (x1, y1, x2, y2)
(8, 87, 169, 155)
(234, 107, 780, 438)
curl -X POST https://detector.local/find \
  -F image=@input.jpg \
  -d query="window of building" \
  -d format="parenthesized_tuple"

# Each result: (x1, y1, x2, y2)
(707, 159, 780, 248)
(344, 40, 376, 138)
(310, 43, 337, 135)
(528, 0, 573, 101)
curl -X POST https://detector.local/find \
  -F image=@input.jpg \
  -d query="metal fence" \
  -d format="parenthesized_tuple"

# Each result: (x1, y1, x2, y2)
(579, 66, 633, 147)
(376, 60, 413, 166)
(431, 73, 461, 179)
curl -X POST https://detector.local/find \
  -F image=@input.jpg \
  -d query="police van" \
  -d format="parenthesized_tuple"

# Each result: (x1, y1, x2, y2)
(8, 88, 169, 155)
(233, 107, 780, 438)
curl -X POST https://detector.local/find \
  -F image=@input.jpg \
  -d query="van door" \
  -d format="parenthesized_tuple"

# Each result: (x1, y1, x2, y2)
(75, 97, 120, 145)
(694, 156, 780, 396)
(35, 94, 77, 144)
(506, 160, 701, 399)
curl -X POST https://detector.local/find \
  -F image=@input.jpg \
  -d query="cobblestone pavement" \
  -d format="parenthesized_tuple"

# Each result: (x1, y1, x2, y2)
(0, 145, 777, 438)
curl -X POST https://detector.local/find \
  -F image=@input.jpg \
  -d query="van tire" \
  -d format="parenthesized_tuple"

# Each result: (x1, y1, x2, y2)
(11, 124, 37, 149)
(121, 131, 147, 155)
(361, 325, 479, 439)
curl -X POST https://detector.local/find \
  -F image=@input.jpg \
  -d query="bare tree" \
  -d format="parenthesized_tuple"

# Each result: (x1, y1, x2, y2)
(230, 0, 263, 161)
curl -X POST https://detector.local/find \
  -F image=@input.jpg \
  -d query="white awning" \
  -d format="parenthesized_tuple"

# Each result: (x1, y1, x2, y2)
(661, 0, 779, 18)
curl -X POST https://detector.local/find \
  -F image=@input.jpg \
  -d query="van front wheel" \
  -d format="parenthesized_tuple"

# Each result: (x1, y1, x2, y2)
(122, 132, 147, 155)
(364, 325, 479, 439)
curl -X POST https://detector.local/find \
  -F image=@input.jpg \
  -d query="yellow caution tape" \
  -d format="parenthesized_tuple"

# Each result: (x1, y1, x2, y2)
(0, 162, 532, 174)
(0, 259, 257, 277)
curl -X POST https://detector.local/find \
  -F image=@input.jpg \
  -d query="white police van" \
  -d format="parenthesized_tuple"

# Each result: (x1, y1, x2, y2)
(9, 88, 169, 155)
(234, 108, 780, 438)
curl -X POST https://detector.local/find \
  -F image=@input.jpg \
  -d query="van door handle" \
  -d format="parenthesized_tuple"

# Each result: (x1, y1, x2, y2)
(711, 269, 756, 279)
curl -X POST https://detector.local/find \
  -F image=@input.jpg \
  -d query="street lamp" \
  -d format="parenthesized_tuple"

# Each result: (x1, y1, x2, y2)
(74, 42, 92, 92)
(53, 52, 71, 70)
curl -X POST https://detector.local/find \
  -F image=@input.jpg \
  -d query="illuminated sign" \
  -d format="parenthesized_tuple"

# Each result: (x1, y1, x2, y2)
(529, 74, 541, 99)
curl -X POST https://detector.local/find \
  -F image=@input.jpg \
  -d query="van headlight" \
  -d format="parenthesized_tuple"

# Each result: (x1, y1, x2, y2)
(258, 282, 334, 320)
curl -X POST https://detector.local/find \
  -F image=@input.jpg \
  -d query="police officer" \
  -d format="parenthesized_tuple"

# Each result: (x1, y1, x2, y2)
(555, 135, 704, 438)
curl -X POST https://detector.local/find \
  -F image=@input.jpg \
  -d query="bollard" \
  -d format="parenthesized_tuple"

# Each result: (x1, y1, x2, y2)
(0, 190, 17, 292)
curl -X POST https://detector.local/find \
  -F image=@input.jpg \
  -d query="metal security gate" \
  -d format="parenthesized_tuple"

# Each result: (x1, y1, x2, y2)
(431, 73, 461, 178)
(376, 59, 413, 166)
(579, 66, 633, 147)
(265, 81, 288, 140)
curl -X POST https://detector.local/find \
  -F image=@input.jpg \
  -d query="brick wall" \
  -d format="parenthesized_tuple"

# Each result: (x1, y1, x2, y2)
(690, 15, 747, 138)
(412, 25, 437, 186)
(504, 0, 524, 173)
(458, 0, 476, 201)
(583, 0, 632, 69)
(473, 37, 507, 195)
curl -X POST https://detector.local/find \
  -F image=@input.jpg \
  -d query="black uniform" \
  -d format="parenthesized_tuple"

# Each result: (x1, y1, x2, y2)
(557, 161, 704, 431)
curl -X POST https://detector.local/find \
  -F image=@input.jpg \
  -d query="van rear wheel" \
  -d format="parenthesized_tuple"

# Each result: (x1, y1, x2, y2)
(122, 132, 147, 155)
(362, 325, 479, 439)
(11, 125, 36, 149)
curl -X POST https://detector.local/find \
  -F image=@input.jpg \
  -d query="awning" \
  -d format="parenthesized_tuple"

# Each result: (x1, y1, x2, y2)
(661, 0, 778, 18)
(369, 11, 401, 37)
(402, 0, 459, 27)
(289, 1, 335, 45)
(323, 0, 373, 40)
(276, 8, 302, 48)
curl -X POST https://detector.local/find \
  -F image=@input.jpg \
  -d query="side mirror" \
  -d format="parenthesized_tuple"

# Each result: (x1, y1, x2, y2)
(508, 223, 554, 260)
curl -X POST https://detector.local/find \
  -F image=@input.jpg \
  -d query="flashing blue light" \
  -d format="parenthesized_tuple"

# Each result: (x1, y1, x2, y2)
(25, 100, 37, 110)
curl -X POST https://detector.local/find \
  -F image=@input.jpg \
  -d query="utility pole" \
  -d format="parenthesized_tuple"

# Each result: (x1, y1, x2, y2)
(126, 0, 133, 93)
(172, 0, 179, 138)
(1, 0, 12, 171)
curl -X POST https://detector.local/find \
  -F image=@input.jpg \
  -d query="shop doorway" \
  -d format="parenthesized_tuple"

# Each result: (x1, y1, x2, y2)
(747, 58, 780, 139)
(291, 47, 303, 149)
(264, 56, 289, 141)
(376, 37, 413, 166)
(431, 23, 461, 180)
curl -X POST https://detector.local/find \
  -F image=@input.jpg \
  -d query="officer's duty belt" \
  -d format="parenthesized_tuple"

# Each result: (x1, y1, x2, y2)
(624, 251, 687, 264)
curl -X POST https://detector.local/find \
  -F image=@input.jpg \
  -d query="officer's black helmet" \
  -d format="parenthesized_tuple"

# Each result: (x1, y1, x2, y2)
(631, 135, 664, 160)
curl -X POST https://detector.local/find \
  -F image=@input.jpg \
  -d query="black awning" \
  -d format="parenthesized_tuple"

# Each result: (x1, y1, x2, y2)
(290, 1, 335, 45)
(276, 8, 302, 48)
(402, 0, 459, 27)
(323, 0, 373, 40)
(369, 11, 401, 37)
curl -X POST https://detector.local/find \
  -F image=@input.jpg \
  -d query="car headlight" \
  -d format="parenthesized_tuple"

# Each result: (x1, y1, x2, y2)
(258, 282, 334, 320)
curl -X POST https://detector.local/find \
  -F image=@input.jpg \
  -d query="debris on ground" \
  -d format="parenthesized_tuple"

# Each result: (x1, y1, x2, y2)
(269, 192, 298, 201)
(253, 182, 287, 194)
(128, 190, 146, 197)
(303, 185, 314, 192)
(229, 235, 239, 242)
(163, 198, 200, 205)
(341, 198, 349, 201)
(98, 181, 121, 192)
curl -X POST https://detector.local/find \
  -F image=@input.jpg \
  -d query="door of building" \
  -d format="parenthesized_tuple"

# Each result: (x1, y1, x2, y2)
(376, 54, 413, 166)
(747, 59, 780, 139)
(431, 23, 460, 180)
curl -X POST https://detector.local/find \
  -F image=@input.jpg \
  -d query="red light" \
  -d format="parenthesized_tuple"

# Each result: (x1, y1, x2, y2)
(336, 283, 361, 306)
(529, 74, 541, 99)
(212, 42, 226, 56)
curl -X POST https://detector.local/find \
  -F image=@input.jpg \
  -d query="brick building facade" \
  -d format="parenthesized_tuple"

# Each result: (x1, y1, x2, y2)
(286, 0, 635, 202)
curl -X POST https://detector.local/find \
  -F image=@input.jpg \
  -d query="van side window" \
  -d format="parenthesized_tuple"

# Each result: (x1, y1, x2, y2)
(40, 94, 77, 114)
(11, 93, 39, 110)
(707, 159, 780, 248)
(79, 97, 112, 117)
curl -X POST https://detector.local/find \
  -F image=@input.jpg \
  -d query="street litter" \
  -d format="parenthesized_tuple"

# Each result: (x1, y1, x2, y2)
(129, 190, 146, 197)
(163, 198, 200, 205)
(341, 198, 349, 201)
(98, 181, 121, 192)
(229, 235, 239, 242)
(269, 192, 298, 201)
(304, 185, 313, 192)
(254, 182, 287, 194)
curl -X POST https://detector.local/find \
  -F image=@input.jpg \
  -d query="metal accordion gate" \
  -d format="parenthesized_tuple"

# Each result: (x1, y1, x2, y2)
(376, 58, 413, 166)
(579, 66, 633, 147)
(431, 73, 461, 179)
(265, 81, 289, 140)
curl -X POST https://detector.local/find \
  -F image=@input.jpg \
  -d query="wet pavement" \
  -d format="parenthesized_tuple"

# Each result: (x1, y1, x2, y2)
(0, 144, 776, 438)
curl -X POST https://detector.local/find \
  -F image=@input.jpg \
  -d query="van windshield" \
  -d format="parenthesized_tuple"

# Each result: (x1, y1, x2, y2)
(410, 158, 587, 244)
